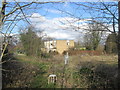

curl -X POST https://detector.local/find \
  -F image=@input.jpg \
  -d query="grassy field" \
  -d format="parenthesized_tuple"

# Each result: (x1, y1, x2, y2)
(3, 54, 118, 88)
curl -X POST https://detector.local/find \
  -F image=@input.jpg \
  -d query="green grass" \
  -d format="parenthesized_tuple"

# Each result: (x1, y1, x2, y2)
(15, 54, 52, 88)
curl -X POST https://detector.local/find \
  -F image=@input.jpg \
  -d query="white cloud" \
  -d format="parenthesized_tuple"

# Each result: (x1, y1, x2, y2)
(29, 13, 91, 40)
(29, 13, 114, 42)
(47, 31, 70, 39)
(44, 30, 80, 40)
(30, 13, 46, 22)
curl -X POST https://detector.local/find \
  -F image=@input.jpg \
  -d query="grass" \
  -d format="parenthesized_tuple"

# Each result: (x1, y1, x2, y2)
(14, 55, 52, 88)
(68, 54, 118, 88)
(3, 54, 118, 88)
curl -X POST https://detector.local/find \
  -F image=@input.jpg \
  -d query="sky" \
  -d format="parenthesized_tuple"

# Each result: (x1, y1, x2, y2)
(1, 1, 118, 42)
(3, 2, 92, 41)
(27, 2, 93, 41)
(5, 0, 118, 2)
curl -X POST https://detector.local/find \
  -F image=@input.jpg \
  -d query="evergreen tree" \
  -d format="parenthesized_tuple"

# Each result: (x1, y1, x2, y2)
(20, 26, 43, 56)
(105, 33, 118, 54)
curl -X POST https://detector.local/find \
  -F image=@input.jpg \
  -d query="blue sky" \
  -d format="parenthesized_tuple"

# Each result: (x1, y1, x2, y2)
(5, 0, 117, 2)
(1, 1, 118, 41)
(39, 2, 92, 19)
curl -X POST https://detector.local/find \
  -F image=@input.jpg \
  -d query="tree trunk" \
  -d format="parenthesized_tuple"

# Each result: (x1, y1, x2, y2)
(0, 0, 6, 89)
(0, 0, 6, 26)
(118, 1, 120, 89)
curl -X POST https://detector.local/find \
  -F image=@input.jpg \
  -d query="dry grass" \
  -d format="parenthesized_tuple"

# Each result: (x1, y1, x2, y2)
(69, 54, 118, 65)
(67, 54, 118, 88)
(3, 54, 118, 88)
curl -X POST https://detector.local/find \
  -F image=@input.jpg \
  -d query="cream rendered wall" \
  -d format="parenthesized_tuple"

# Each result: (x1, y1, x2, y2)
(69, 40, 74, 48)
(56, 40, 67, 54)
(44, 40, 74, 54)
(56, 40, 74, 54)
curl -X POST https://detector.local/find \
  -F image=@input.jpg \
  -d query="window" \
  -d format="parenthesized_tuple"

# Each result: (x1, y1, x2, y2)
(67, 40, 69, 45)
(67, 42, 69, 45)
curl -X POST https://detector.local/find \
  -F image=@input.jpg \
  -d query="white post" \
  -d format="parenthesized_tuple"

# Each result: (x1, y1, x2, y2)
(64, 52, 69, 65)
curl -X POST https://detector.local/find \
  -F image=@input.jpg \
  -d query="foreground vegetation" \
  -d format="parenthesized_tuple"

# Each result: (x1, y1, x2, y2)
(3, 53, 118, 88)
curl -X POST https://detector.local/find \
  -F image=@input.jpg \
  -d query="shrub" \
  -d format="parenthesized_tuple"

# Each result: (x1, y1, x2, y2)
(105, 33, 118, 54)
(49, 51, 59, 55)
(41, 53, 51, 58)
(62, 51, 67, 55)
(78, 62, 118, 88)
(30, 75, 48, 88)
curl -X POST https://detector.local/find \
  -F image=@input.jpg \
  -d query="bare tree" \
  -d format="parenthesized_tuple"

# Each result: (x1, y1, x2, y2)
(118, 1, 120, 87)
(0, 0, 65, 61)
(0, 0, 120, 88)
(74, 2, 118, 33)
(54, 2, 119, 87)
(0, 0, 64, 89)
(75, 1, 120, 87)
(84, 22, 103, 50)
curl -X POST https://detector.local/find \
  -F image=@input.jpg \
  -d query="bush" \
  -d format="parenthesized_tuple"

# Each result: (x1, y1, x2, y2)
(105, 33, 118, 54)
(30, 75, 48, 88)
(78, 62, 118, 88)
(49, 51, 59, 55)
(62, 51, 67, 55)
(41, 51, 59, 59)
(41, 53, 51, 58)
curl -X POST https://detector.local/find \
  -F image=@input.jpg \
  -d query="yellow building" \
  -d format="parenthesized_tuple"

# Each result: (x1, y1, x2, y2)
(44, 40, 74, 54)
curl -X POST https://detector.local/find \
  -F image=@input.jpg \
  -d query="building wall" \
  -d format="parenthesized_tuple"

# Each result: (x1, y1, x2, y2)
(44, 40, 74, 54)
(69, 40, 74, 48)
(56, 40, 68, 54)
(44, 40, 56, 52)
